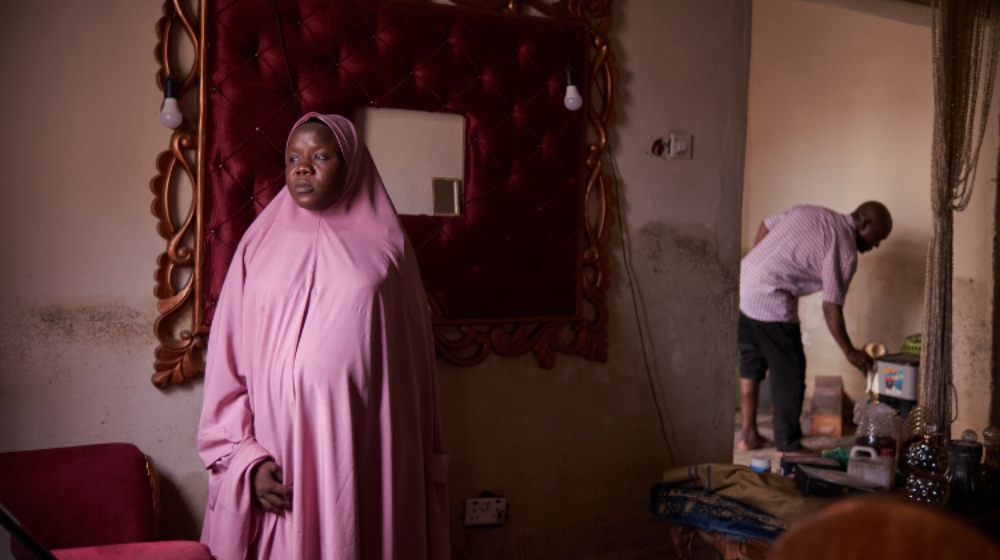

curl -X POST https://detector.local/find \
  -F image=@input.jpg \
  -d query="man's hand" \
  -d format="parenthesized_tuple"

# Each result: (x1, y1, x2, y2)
(251, 459, 292, 515)
(822, 301, 872, 374)
(846, 347, 873, 373)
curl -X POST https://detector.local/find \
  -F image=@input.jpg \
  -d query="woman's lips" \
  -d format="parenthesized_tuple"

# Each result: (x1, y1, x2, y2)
(293, 182, 314, 194)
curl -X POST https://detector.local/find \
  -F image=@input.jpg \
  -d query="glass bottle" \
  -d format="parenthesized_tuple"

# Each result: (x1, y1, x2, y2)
(905, 423, 950, 507)
(982, 426, 1000, 504)
(899, 406, 933, 482)
(946, 439, 987, 514)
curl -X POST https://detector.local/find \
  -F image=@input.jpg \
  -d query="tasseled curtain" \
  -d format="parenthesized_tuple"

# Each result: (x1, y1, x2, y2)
(920, 0, 1000, 435)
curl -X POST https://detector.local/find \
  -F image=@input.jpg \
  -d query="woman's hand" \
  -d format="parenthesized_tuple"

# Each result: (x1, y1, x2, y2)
(251, 459, 293, 515)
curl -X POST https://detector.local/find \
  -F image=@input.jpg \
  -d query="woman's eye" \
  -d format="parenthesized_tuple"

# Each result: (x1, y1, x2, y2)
(288, 156, 299, 163)
(315, 154, 327, 161)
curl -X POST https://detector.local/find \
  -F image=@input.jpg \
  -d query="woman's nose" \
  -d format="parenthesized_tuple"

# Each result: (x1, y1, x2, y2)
(294, 162, 313, 175)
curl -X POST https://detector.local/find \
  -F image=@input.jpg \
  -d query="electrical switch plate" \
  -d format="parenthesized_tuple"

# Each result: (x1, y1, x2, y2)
(464, 497, 507, 527)
(668, 132, 693, 159)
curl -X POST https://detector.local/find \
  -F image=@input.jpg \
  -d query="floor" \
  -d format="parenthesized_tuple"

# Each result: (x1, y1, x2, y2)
(732, 398, 856, 470)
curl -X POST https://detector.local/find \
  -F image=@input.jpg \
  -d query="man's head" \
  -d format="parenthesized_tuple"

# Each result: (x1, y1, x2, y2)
(852, 201, 892, 253)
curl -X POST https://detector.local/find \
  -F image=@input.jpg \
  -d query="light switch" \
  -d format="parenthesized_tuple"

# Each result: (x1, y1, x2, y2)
(668, 132, 693, 159)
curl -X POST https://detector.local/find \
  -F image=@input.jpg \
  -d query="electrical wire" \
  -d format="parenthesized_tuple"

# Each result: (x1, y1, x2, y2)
(271, 0, 302, 118)
(604, 134, 679, 467)
(594, 83, 679, 467)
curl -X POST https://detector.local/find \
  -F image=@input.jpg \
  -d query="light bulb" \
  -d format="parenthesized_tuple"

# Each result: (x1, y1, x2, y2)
(160, 76, 183, 129)
(564, 85, 583, 111)
(160, 97, 183, 128)
(563, 65, 583, 111)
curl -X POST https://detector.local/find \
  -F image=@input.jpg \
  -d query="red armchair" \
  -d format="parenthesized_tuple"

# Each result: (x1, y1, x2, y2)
(0, 443, 212, 560)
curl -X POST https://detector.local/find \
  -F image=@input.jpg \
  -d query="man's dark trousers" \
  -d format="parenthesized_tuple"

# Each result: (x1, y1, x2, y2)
(738, 312, 807, 452)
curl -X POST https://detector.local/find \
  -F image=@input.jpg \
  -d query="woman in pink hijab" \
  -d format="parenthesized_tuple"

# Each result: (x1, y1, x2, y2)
(197, 113, 449, 560)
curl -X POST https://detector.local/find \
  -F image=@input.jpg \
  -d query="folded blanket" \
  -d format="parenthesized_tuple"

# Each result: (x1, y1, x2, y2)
(661, 463, 828, 522)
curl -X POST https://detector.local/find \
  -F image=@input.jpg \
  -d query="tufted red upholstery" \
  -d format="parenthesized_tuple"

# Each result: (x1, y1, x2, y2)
(204, 0, 588, 323)
(0, 444, 156, 558)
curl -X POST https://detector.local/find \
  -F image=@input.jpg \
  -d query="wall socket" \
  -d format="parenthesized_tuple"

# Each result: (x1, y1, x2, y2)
(463, 497, 507, 527)
(645, 132, 694, 160)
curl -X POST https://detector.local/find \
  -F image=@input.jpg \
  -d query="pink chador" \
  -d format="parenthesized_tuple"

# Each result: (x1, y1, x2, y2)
(197, 113, 449, 560)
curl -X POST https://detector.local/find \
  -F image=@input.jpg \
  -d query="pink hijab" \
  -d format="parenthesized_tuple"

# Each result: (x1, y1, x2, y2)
(197, 113, 448, 560)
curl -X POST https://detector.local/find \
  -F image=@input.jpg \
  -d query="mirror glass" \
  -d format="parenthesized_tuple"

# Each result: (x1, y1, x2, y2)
(354, 107, 466, 216)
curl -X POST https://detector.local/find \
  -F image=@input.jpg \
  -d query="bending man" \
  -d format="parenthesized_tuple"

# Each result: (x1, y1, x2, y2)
(738, 202, 892, 454)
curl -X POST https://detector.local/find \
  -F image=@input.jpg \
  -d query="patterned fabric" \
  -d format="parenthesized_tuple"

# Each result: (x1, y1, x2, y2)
(740, 205, 857, 323)
(650, 486, 786, 543)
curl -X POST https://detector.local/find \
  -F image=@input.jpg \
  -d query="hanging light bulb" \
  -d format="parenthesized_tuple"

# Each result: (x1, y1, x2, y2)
(563, 65, 583, 111)
(160, 76, 183, 129)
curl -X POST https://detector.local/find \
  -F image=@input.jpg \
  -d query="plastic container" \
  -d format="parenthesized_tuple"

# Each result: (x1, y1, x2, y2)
(847, 446, 894, 490)
(750, 455, 771, 474)
(854, 402, 898, 458)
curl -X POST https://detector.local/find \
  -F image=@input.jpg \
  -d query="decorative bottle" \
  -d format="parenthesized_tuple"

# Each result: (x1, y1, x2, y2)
(946, 438, 987, 514)
(905, 423, 950, 507)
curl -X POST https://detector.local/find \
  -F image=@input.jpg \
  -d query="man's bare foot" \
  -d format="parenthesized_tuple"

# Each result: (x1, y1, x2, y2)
(738, 435, 774, 450)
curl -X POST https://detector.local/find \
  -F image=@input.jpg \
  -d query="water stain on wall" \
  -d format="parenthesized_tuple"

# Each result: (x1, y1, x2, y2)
(631, 221, 739, 463)
(0, 300, 156, 394)
(953, 276, 993, 434)
(29, 302, 152, 344)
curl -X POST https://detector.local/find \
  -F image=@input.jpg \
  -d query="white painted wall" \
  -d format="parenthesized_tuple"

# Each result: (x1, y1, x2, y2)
(0, 0, 751, 558)
(745, 0, 995, 436)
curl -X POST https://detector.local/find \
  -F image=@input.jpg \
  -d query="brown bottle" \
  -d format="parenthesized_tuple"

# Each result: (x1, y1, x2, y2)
(905, 423, 950, 507)
(983, 426, 1000, 504)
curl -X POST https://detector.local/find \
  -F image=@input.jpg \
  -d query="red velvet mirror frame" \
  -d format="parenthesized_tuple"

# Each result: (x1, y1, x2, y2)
(150, 0, 618, 386)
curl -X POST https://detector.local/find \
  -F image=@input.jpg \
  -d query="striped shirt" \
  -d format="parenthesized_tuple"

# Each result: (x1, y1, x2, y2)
(740, 205, 857, 323)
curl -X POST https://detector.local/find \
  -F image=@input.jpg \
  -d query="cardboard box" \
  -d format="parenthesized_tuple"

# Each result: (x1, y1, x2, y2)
(811, 413, 842, 437)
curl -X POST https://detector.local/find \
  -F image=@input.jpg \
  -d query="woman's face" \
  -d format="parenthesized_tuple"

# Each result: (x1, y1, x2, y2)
(285, 123, 347, 211)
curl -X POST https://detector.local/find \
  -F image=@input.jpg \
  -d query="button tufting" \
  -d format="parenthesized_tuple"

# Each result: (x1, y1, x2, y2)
(204, 1, 587, 321)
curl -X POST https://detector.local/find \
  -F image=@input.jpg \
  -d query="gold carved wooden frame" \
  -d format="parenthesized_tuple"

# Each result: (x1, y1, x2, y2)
(150, 0, 619, 386)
